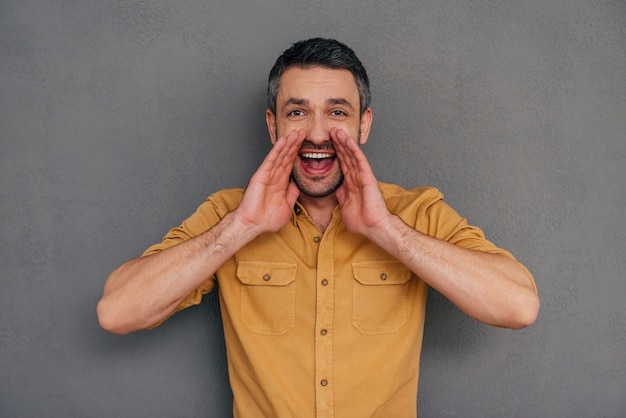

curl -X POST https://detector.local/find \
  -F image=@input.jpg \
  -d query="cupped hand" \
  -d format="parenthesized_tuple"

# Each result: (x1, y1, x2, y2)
(331, 127, 391, 235)
(235, 129, 305, 233)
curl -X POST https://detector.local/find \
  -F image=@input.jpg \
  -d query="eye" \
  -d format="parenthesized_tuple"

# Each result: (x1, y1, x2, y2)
(330, 109, 348, 118)
(287, 109, 305, 118)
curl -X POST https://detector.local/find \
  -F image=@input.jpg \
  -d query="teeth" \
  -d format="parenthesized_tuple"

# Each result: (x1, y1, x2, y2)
(301, 152, 333, 159)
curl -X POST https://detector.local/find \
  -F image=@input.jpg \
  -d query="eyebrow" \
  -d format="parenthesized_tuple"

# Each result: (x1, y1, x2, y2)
(327, 98, 354, 109)
(281, 97, 355, 111)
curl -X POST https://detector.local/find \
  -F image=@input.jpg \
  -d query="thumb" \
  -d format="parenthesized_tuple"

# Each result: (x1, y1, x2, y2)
(335, 183, 347, 206)
(285, 181, 300, 207)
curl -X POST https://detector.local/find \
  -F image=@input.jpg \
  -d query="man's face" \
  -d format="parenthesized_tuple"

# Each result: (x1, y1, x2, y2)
(266, 66, 372, 198)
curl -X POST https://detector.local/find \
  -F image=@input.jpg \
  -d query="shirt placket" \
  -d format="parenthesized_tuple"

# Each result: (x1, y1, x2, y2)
(314, 227, 335, 417)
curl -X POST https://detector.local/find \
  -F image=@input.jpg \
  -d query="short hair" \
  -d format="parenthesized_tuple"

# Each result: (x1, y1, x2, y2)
(267, 38, 371, 115)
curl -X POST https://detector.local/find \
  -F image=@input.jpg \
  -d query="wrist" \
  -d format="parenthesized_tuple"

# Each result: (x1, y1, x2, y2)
(229, 210, 265, 240)
(362, 212, 401, 245)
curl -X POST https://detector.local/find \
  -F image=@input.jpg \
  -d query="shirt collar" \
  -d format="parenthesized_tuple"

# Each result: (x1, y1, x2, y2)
(292, 202, 304, 226)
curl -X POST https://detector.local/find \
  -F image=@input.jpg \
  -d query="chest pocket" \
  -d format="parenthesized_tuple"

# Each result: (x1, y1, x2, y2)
(352, 261, 411, 334)
(237, 261, 297, 335)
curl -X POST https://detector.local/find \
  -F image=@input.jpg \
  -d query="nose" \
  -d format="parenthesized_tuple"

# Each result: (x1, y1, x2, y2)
(306, 114, 329, 144)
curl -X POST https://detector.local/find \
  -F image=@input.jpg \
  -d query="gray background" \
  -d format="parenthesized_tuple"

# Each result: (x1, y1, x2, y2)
(1, 0, 624, 417)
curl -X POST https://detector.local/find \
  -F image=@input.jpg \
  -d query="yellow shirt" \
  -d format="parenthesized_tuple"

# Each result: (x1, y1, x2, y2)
(143, 183, 534, 418)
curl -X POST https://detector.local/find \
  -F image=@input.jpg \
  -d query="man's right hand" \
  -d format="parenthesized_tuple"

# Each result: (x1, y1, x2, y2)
(234, 129, 305, 234)
(97, 130, 305, 334)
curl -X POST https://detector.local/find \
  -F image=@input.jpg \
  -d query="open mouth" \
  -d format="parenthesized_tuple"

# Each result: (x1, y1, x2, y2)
(299, 151, 336, 170)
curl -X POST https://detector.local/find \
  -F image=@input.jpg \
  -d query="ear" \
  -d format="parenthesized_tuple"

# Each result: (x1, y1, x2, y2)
(266, 109, 277, 144)
(358, 108, 373, 145)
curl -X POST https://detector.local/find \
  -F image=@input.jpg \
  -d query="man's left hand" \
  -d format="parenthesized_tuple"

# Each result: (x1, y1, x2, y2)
(331, 127, 390, 236)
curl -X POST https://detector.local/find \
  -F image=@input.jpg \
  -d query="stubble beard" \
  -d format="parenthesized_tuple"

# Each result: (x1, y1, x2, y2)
(276, 123, 361, 198)
(291, 168, 344, 198)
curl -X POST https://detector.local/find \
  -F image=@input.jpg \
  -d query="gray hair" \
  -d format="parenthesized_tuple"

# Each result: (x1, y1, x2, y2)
(267, 38, 371, 115)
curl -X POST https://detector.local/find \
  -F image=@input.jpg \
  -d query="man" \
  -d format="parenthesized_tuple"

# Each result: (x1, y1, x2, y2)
(98, 38, 539, 417)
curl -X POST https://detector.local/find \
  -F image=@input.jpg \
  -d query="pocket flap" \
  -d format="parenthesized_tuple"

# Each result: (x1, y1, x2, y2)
(352, 261, 411, 286)
(237, 261, 297, 286)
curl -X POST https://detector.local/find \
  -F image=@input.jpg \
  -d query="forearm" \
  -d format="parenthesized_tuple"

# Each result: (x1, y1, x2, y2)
(366, 214, 539, 329)
(97, 211, 260, 334)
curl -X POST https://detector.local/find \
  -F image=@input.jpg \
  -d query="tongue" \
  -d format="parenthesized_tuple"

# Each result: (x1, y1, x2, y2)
(303, 157, 333, 169)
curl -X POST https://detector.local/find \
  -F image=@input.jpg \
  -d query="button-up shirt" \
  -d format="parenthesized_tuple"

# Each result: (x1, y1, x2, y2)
(143, 183, 535, 418)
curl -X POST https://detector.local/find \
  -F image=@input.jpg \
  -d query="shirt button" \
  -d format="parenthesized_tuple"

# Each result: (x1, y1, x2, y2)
(321, 279, 328, 286)
(320, 329, 328, 335)
(320, 379, 328, 386)
(380, 273, 387, 280)
(313, 236, 321, 243)
(263, 274, 271, 281)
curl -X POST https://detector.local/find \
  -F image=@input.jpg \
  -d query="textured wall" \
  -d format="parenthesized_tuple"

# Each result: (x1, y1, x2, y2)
(1, 0, 624, 417)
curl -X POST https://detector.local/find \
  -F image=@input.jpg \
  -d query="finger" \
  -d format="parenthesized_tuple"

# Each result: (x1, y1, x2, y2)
(263, 134, 289, 167)
(251, 135, 293, 189)
(285, 181, 300, 206)
(334, 182, 347, 205)
(331, 128, 359, 176)
(331, 128, 376, 185)
(263, 131, 296, 180)
(285, 129, 306, 164)
(274, 129, 305, 172)
(252, 129, 303, 193)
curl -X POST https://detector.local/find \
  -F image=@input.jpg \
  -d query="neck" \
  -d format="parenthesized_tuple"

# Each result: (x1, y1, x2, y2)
(298, 194, 338, 233)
